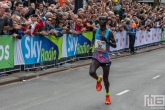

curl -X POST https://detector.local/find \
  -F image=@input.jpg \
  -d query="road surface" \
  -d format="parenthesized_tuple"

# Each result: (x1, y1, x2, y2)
(0, 48, 165, 110)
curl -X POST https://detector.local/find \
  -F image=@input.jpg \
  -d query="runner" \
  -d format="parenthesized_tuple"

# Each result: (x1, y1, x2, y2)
(89, 16, 116, 105)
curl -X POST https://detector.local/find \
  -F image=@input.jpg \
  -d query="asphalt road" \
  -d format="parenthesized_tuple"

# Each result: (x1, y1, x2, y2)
(0, 48, 165, 110)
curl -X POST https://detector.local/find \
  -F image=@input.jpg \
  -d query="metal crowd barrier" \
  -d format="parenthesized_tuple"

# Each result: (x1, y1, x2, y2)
(0, 29, 165, 75)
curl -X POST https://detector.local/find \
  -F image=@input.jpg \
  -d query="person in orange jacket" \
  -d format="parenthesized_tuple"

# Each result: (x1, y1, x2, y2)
(59, 0, 66, 7)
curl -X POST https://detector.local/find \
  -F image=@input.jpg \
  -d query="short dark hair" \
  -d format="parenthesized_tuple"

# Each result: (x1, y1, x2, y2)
(37, 2, 44, 9)
(15, 1, 23, 7)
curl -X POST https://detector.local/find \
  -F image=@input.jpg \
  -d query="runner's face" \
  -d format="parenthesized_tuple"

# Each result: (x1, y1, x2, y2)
(99, 16, 107, 26)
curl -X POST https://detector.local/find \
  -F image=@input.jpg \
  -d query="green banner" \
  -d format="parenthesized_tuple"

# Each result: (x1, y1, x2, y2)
(82, 32, 94, 52)
(46, 36, 62, 60)
(0, 36, 14, 69)
(161, 28, 165, 41)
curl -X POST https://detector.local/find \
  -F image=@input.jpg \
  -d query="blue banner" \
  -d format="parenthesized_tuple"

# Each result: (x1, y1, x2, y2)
(20, 35, 61, 64)
(76, 34, 91, 54)
(62, 33, 92, 57)
(66, 34, 78, 57)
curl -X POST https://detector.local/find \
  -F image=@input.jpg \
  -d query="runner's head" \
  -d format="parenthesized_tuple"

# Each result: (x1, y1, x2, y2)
(99, 16, 108, 26)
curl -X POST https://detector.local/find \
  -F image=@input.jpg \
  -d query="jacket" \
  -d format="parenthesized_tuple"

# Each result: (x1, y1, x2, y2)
(129, 22, 137, 36)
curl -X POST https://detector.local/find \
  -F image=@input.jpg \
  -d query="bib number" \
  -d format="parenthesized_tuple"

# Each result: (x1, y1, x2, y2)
(95, 40, 106, 52)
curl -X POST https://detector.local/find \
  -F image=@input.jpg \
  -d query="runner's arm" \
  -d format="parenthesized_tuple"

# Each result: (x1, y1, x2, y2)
(107, 31, 116, 48)
(91, 29, 96, 48)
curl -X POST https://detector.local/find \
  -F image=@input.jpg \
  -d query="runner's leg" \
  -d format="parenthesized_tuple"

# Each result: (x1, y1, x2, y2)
(102, 66, 110, 93)
(102, 65, 111, 104)
(89, 59, 100, 80)
(89, 59, 102, 91)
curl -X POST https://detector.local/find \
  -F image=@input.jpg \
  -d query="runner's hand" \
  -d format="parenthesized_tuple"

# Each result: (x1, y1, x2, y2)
(89, 47, 92, 52)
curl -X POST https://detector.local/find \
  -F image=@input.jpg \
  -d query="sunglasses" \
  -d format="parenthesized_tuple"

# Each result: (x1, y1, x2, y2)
(48, 19, 52, 22)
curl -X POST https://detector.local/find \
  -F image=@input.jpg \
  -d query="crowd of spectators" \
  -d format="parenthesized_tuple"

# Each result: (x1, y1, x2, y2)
(0, 0, 165, 39)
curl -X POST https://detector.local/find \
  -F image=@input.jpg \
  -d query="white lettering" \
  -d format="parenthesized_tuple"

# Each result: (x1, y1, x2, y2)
(37, 41, 42, 62)
(0, 46, 4, 60)
(67, 34, 78, 54)
(4, 45, 9, 60)
(24, 36, 42, 60)
(25, 37, 30, 58)
(0, 45, 10, 61)
(68, 34, 73, 52)
(31, 38, 37, 58)
(73, 36, 78, 55)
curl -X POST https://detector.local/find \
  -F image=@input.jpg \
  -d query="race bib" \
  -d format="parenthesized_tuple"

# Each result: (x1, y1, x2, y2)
(95, 40, 106, 52)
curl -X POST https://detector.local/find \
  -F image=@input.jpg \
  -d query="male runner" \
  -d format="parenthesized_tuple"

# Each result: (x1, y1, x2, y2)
(89, 16, 116, 105)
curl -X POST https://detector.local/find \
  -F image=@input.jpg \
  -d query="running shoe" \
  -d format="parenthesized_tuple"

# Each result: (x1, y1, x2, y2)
(105, 95, 111, 105)
(96, 76, 102, 92)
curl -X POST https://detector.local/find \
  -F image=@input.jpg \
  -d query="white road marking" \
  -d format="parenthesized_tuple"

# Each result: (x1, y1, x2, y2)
(116, 90, 130, 96)
(152, 75, 161, 79)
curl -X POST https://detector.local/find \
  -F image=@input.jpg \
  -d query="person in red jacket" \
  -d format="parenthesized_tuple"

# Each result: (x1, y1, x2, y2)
(27, 14, 44, 36)
(74, 18, 84, 34)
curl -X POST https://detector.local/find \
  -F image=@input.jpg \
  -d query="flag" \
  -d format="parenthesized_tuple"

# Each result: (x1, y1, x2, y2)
(101, 1, 105, 14)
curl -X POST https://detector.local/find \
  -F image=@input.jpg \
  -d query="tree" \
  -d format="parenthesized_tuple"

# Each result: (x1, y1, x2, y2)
(154, 0, 159, 7)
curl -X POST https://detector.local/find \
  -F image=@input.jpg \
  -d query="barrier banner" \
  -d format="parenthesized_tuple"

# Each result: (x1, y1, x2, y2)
(0, 36, 14, 69)
(112, 32, 120, 51)
(110, 31, 127, 51)
(46, 35, 62, 60)
(14, 39, 24, 65)
(76, 32, 92, 54)
(109, 28, 161, 52)
(62, 32, 92, 57)
(15, 35, 62, 65)
(12, 28, 162, 66)
(62, 34, 78, 57)
(161, 28, 165, 41)
(151, 29, 156, 43)
(134, 30, 143, 47)
(122, 31, 129, 49)
(155, 28, 161, 42)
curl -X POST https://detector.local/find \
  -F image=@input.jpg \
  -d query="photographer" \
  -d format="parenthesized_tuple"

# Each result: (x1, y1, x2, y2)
(145, 19, 153, 31)
(0, 4, 13, 35)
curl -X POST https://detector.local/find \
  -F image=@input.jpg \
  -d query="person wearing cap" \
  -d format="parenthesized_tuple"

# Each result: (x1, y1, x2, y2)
(27, 14, 44, 36)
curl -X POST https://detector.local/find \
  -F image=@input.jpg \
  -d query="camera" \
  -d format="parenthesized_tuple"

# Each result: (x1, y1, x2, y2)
(5, 8, 10, 13)
(67, 16, 72, 30)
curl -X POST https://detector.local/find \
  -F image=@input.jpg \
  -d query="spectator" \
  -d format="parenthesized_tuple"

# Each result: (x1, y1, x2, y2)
(25, 3, 35, 19)
(0, 0, 164, 41)
(10, 15, 24, 39)
(39, 16, 62, 36)
(129, 16, 137, 54)
(35, 2, 45, 17)
(12, 1, 23, 16)
(74, 18, 84, 34)
(27, 14, 44, 36)
(0, 4, 13, 35)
